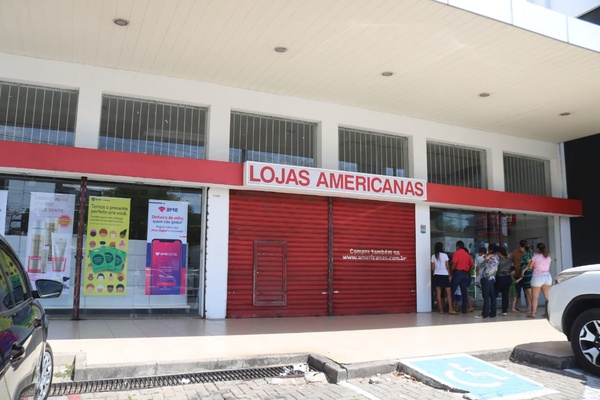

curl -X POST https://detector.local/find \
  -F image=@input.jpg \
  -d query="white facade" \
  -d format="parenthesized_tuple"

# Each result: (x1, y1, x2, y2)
(0, 51, 574, 318)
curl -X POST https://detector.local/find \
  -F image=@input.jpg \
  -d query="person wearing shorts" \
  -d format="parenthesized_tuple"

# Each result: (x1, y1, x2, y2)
(431, 242, 456, 314)
(525, 242, 552, 318)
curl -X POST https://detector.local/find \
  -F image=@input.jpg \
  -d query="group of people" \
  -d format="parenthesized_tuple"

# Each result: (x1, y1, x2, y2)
(431, 239, 553, 319)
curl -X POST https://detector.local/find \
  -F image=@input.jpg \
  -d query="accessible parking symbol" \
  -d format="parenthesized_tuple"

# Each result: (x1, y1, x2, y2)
(399, 354, 557, 399)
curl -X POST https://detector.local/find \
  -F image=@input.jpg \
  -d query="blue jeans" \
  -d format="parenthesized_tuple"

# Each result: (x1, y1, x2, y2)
(451, 270, 469, 313)
(481, 277, 496, 318)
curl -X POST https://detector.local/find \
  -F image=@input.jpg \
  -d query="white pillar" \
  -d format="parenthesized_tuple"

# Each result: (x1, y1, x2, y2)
(415, 202, 432, 312)
(319, 118, 338, 169)
(74, 84, 103, 149)
(204, 187, 230, 319)
(206, 103, 231, 162)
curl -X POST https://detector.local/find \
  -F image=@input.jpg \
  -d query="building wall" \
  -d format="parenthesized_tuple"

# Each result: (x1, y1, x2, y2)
(564, 133, 600, 267)
(0, 52, 572, 317)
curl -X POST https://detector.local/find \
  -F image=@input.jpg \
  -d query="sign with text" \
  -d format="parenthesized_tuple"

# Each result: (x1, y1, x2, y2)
(145, 200, 188, 295)
(25, 193, 75, 292)
(244, 162, 427, 201)
(84, 197, 131, 296)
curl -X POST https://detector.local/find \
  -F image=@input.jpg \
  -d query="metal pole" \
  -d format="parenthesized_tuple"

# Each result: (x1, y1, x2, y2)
(72, 176, 86, 320)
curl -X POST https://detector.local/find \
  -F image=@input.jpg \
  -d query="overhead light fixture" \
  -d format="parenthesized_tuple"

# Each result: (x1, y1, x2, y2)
(559, 112, 571, 116)
(479, 92, 490, 97)
(113, 18, 129, 27)
(274, 47, 288, 53)
(381, 71, 393, 77)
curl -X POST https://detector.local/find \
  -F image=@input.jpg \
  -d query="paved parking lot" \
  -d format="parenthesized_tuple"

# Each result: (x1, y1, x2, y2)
(49, 358, 600, 400)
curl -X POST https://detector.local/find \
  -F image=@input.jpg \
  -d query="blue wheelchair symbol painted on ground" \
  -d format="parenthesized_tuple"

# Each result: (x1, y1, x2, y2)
(400, 354, 557, 399)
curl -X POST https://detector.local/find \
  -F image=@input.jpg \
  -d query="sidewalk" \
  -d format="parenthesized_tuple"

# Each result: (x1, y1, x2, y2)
(48, 311, 570, 381)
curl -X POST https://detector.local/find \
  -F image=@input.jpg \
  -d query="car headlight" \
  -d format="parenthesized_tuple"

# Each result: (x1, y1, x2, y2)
(554, 270, 586, 284)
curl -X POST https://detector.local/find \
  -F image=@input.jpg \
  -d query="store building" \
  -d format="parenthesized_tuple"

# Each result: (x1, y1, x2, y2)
(0, 1, 598, 319)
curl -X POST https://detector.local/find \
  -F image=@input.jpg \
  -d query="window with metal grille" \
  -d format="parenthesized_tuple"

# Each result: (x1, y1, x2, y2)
(99, 95, 207, 159)
(229, 111, 316, 166)
(427, 142, 487, 188)
(504, 153, 550, 196)
(0, 81, 77, 146)
(339, 128, 409, 177)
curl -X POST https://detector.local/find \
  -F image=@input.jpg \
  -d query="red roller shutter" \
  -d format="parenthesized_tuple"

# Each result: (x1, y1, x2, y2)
(228, 191, 329, 317)
(332, 198, 416, 315)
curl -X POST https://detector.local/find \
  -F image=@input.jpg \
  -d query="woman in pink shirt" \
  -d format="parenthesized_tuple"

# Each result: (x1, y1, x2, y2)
(525, 243, 552, 318)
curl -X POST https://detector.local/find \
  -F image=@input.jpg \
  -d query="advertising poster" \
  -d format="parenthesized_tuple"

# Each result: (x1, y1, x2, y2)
(85, 197, 131, 296)
(145, 200, 188, 295)
(0, 190, 7, 234)
(25, 193, 75, 292)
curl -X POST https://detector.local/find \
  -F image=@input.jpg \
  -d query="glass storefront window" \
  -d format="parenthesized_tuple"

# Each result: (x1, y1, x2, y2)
(0, 175, 205, 318)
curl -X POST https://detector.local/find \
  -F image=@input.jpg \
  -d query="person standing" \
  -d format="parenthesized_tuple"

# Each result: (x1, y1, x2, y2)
(495, 247, 512, 316)
(431, 242, 457, 314)
(451, 240, 474, 314)
(476, 244, 499, 319)
(525, 243, 552, 318)
(509, 240, 528, 311)
(520, 245, 534, 314)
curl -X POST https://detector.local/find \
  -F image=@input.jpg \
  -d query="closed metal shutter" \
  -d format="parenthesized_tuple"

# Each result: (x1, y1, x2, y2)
(332, 198, 416, 315)
(228, 191, 329, 317)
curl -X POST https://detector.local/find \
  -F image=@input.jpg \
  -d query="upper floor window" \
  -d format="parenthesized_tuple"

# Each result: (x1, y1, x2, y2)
(229, 111, 316, 167)
(339, 128, 408, 177)
(99, 95, 207, 159)
(504, 153, 550, 196)
(0, 81, 77, 146)
(427, 142, 487, 188)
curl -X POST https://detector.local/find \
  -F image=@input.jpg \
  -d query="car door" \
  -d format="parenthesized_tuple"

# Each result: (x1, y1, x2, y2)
(0, 240, 44, 399)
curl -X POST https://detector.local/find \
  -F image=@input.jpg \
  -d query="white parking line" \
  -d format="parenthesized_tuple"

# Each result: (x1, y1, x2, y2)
(337, 381, 383, 400)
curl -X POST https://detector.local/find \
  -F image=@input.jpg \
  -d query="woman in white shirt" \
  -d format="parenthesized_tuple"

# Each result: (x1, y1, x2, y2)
(431, 242, 457, 314)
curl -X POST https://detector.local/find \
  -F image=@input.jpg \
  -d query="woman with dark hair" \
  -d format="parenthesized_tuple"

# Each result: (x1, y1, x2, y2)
(431, 242, 457, 314)
(525, 242, 552, 318)
(475, 244, 499, 319)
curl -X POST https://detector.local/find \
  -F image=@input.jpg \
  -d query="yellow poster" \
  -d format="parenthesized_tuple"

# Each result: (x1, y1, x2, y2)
(84, 197, 131, 296)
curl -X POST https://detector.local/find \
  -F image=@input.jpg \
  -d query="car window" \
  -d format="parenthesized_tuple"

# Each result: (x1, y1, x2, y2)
(0, 254, 10, 312)
(0, 243, 31, 309)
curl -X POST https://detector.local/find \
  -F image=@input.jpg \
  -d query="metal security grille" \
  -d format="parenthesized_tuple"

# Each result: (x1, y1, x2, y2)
(339, 128, 409, 177)
(229, 111, 316, 166)
(504, 153, 550, 196)
(100, 95, 207, 159)
(427, 142, 486, 188)
(0, 81, 77, 146)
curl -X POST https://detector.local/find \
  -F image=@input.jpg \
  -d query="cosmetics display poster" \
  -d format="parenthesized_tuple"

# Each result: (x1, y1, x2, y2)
(84, 196, 131, 296)
(145, 200, 188, 295)
(0, 190, 7, 234)
(25, 192, 75, 292)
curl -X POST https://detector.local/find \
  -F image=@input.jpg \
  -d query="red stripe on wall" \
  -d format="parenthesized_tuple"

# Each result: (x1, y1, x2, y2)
(428, 183, 582, 217)
(0, 141, 242, 185)
(0, 141, 582, 216)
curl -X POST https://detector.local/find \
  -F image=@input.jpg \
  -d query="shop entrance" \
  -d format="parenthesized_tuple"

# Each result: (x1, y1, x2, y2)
(227, 191, 416, 318)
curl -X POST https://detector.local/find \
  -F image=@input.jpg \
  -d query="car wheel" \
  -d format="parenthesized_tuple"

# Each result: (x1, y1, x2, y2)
(35, 343, 54, 400)
(570, 309, 600, 377)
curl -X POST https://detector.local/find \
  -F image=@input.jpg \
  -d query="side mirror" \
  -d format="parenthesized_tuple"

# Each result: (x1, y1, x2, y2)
(33, 279, 63, 299)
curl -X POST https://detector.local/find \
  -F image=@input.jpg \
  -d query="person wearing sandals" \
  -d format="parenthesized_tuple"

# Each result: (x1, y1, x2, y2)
(431, 242, 457, 314)
(451, 240, 475, 314)
(525, 243, 552, 318)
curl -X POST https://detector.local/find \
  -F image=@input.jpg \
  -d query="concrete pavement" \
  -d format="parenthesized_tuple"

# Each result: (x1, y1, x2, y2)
(47, 311, 574, 383)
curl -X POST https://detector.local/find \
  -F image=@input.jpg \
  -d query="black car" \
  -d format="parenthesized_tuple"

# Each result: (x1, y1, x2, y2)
(0, 235, 62, 400)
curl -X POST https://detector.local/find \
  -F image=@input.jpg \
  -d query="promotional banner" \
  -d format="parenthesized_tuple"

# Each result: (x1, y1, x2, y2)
(0, 190, 7, 235)
(85, 197, 131, 296)
(25, 193, 75, 291)
(145, 200, 188, 295)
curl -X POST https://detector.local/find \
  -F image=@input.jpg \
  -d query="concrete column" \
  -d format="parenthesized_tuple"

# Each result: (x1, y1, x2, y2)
(74, 84, 103, 149)
(415, 202, 432, 312)
(488, 146, 505, 191)
(206, 103, 231, 162)
(204, 187, 230, 319)
(411, 134, 428, 180)
(318, 118, 338, 170)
